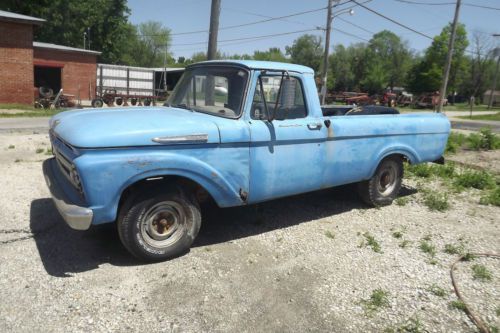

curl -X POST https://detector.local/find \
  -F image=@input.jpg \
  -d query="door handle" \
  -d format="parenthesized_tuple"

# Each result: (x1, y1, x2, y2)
(307, 122, 322, 130)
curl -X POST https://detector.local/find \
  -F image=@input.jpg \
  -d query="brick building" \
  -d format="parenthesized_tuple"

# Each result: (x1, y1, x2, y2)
(0, 10, 100, 105)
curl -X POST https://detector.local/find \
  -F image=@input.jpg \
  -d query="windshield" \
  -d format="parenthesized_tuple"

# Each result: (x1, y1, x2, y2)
(167, 66, 249, 118)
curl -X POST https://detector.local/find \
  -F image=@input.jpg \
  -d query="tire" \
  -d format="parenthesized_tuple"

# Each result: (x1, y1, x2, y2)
(130, 98, 137, 106)
(357, 156, 403, 207)
(39, 86, 53, 98)
(117, 187, 201, 261)
(144, 98, 151, 106)
(91, 98, 104, 108)
(116, 97, 123, 106)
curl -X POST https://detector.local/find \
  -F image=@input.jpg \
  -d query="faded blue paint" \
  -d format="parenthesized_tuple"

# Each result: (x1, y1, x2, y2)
(46, 60, 450, 226)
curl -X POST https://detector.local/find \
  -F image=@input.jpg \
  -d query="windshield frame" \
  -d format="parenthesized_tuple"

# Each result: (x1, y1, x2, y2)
(167, 64, 251, 119)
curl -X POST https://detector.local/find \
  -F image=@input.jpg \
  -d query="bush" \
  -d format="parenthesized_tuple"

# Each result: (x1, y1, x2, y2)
(479, 187, 500, 206)
(423, 192, 450, 211)
(453, 170, 495, 190)
(407, 163, 433, 178)
(446, 132, 466, 154)
(467, 128, 500, 150)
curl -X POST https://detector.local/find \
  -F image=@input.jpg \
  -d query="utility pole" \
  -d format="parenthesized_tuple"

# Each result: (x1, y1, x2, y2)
(437, 0, 461, 113)
(487, 36, 500, 109)
(207, 0, 221, 60)
(206, 0, 221, 106)
(320, 0, 334, 105)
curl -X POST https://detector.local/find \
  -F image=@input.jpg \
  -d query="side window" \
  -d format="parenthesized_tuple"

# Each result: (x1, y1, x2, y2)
(251, 76, 307, 120)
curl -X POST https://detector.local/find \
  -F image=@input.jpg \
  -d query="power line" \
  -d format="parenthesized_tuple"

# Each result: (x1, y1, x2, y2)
(352, 0, 433, 39)
(336, 16, 374, 34)
(170, 28, 320, 47)
(395, 0, 500, 10)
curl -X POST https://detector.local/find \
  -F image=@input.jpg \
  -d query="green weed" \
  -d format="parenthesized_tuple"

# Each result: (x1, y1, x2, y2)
(395, 197, 409, 206)
(362, 289, 390, 313)
(472, 264, 492, 281)
(480, 187, 500, 207)
(423, 192, 450, 211)
(361, 232, 382, 253)
(419, 240, 436, 257)
(453, 170, 495, 190)
(325, 230, 335, 239)
(8, 145, 15, 149)
(450, 300, 467, 312)
(399, 240, 411, 248)
(444, 243, 464, 255)
(428, 284, 447, 297)
(35, 148, 44, 154)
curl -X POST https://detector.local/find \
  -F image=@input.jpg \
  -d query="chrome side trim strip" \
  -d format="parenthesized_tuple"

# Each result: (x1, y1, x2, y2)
(152, 134, 208, 144)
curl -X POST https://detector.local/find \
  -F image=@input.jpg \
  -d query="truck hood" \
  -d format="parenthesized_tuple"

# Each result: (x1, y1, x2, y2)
(50, 107, 221, 148)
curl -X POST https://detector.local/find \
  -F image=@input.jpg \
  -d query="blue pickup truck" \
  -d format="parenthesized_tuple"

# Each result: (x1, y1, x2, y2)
(43, 60, 450, 261)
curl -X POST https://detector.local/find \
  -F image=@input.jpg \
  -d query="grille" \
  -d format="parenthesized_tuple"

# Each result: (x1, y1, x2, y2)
(53, 146, 82, 193)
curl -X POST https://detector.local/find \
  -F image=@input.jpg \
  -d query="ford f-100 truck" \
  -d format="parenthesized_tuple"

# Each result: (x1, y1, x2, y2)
(43, 60, 450, 261)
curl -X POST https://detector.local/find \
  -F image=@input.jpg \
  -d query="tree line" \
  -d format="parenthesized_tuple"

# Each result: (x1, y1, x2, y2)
(2, 0, 498, 100)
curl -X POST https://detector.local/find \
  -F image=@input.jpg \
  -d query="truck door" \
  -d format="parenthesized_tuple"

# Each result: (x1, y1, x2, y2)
(247, 72, 327, 203)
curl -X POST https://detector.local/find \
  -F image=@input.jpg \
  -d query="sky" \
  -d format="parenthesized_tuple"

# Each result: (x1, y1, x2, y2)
(127, 0, 500, 59)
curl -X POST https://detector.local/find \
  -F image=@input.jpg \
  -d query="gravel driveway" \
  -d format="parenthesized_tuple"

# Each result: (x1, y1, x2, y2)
(0, 131, 498, 333)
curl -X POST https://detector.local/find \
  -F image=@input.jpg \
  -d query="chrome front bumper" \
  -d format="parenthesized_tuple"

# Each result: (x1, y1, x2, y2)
(43, 158, 93, 230)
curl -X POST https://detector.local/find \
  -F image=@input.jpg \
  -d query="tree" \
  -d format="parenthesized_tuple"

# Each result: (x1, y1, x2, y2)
(459, 32, 496, 102)
(408, 23, 468, 95)
(253, 47, 288, 62)
(1, 0, 132, 64)
(364, 30, 412, 90)
(285, 34, 323, 73)
(123, 21, 171, 67)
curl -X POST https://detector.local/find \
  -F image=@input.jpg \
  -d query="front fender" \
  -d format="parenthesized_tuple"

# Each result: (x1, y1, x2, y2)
(75, 148, 248, 224)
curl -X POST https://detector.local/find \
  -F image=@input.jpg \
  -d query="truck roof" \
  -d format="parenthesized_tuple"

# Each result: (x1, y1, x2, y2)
(189, 60, 315, 75)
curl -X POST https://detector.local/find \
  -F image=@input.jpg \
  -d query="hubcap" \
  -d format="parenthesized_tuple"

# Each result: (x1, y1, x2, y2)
(141, 201, 186, 248)
(377, 163, 397, 196)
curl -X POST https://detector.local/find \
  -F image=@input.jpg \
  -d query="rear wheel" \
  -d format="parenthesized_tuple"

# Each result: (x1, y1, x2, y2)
(118, 187, 201, 261)
(357, 156, 403, 207)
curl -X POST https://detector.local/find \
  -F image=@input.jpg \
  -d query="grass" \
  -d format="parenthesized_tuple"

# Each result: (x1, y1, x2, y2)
(324, 230, 335, 239)
(35, 148, 44, 154)
(458, 112, 500, 121)
(392, 231, 403, 239)
(14, 159, 21, 163)
(394, 317, 424, 333)
(45, 148, 53, 155)
(427, 284, 448, 297)
(395, 197, 409, 206)
(0, 103, 39, 111)
(446, 102, 496, 111)
(479, 186, 500, 206)
(472, 264, 492, 281)
(445, 128, 500, 153)
(8, 145, 15, 149)
(461, 253, 476, 262)
(361, 232, 382, 253)
(450, 300, 467, 312)
(444, 243, 464, 255)
(0, 109, 63, 118)
(362, 289, 390, 313)
(422, 192, 450, 211)
(419, 240, 436, 257)
(399, 240, 411, 248)
(453, 170, 495, 191)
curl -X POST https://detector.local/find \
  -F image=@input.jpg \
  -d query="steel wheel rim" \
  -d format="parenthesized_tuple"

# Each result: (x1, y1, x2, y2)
(377, 163, 397, 196)
(141, 201, 186, 248)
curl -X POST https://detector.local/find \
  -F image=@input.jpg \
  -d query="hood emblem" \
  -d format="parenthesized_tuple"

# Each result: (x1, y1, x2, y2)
(152, 134, 208, 144)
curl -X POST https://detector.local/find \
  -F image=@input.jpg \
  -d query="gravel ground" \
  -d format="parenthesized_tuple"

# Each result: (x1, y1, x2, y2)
(0, 131, 499, 333)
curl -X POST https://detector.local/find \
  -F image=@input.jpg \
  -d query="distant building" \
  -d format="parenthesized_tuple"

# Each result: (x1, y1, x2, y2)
(0, 10, 100, 105)
(483, 90, 500, 106)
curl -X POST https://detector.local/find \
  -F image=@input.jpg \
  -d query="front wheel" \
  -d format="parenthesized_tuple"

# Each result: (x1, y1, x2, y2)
(118, 188, 201, 261)
(357, 156, 403, 207)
